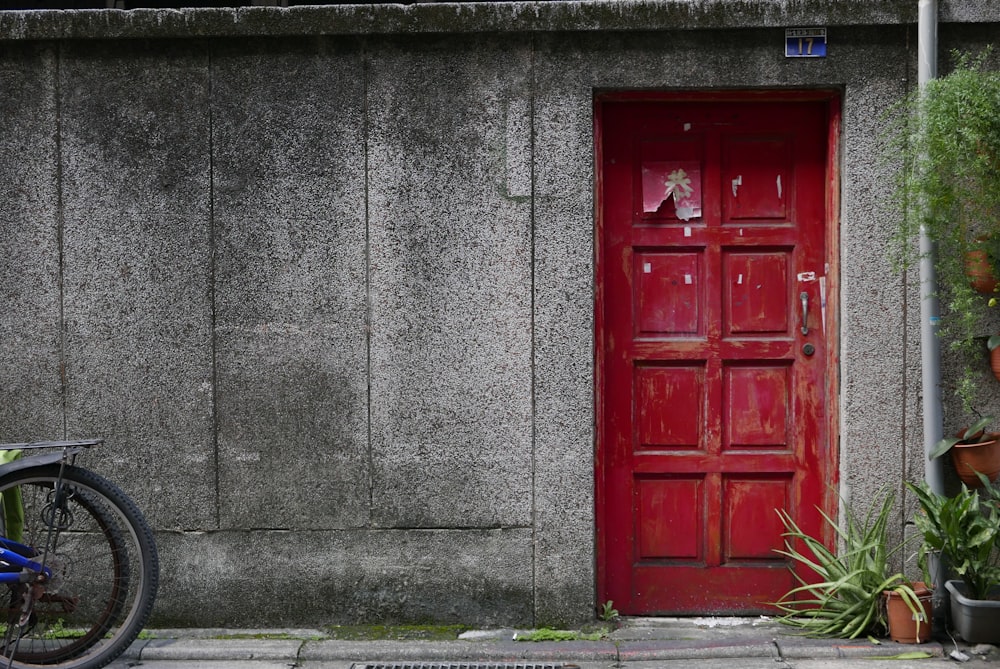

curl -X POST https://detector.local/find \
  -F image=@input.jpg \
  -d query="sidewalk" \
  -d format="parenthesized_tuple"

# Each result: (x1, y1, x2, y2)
(106, 617, 998, 668)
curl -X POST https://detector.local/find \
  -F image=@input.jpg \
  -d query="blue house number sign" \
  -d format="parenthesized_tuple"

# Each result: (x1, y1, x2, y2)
(785, 28, 827, 58)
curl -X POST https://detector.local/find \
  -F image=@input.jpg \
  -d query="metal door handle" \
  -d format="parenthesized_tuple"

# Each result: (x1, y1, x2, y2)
(800, 292, 809, 336)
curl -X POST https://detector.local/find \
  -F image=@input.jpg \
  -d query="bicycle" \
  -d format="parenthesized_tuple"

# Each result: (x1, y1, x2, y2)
(0, 439, 158, 669)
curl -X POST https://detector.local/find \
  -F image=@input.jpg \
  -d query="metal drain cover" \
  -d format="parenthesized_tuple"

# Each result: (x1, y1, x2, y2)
(351, 664, 577, 669)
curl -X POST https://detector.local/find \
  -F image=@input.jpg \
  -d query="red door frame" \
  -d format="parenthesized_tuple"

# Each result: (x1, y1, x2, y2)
(593, 89, 842, 609)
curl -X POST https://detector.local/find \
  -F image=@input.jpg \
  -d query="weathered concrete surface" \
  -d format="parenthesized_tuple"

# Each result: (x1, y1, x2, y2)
(367, 35, 534, 529)
(154, 528, 532, 626)
(531, 30, 598, 626)
(834, 30, 912, 549)
(0, 1, 997, 43)
(58, 39, 217, 525)
(211, 38, 370, 531)
(0, 43, 62, 442)
(103, 616, 962, 668)
(0, 0, 996, 629)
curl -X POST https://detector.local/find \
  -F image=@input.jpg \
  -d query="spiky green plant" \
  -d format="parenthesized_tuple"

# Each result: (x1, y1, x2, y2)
(773, 491, 918, 639)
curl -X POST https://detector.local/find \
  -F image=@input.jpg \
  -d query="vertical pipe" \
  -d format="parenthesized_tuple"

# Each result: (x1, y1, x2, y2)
(917, 0, 945, 495)
(917, 0, 948, 633)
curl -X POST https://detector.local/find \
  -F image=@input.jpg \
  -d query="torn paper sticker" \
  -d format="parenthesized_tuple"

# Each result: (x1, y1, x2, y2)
(641, 161, 703, 221)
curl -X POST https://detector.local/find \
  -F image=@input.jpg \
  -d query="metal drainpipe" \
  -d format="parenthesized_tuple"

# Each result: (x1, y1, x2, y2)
(917, 0, 948, 633)
(918, 0, 946, 495)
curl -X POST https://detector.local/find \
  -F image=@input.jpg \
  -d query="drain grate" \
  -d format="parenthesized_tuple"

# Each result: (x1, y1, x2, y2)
(351, 664, 576, 669)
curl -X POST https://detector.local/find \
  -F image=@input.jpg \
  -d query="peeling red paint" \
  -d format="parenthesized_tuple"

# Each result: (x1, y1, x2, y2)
(595, 92, 840, 615)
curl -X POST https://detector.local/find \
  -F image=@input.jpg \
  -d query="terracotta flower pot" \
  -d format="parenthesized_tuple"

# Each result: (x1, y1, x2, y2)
(951, 434, 1000, 488)
(885, 583, 933, 644)
(965, 249, 999, 294)
(991, 345, 1000, 383)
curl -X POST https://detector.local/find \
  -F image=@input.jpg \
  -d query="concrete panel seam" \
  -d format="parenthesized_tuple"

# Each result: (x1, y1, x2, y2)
(208, 41, 222, 531)
(363, 40, 374, 529)
(54, 40, 67, 438)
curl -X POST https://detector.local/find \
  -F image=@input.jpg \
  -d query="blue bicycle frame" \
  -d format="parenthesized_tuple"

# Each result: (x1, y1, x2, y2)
(0, 440, 102, 587)
(0, 538, 50, 583)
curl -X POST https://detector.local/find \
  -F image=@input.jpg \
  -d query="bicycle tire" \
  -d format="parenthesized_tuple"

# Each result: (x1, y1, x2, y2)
(0, 483, 129, 665)
(0, 464, 158, 669)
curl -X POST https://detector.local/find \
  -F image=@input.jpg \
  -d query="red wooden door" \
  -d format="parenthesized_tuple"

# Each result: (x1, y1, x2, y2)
(596, 96, 838, 614)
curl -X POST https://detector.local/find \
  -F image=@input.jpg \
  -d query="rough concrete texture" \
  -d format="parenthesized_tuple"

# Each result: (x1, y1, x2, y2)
(367, 35, 534, 529)
(154, 527, 532, 626)
(58, 39, 218, 525)
(103, 616, 975, 668)
(531, 56, 597, 622)
(1, 2, 998, 42)
(834, 33, 913, 543)
(0, 1, 998, 629)
(0, 43, 63, 441)
(211, 38, 370, 530)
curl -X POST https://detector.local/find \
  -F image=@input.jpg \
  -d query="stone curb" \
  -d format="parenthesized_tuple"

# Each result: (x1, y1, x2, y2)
(298, 640, 619, 662)
(137, 638, 305, 661)
(775, 638, 945, 660)
(121, 635, 946, 663)
(617, 639, 776, 661)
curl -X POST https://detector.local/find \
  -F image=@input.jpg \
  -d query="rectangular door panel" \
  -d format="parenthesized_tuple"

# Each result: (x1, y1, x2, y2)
(634, 250, 705, 337)
(634, 364, 705, 451)
(635, 476, 704, 561)
(724, 363, 792, 450)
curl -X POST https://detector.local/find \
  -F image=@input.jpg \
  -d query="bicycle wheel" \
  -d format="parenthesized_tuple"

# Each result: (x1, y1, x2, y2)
(0, 464, 158, 669)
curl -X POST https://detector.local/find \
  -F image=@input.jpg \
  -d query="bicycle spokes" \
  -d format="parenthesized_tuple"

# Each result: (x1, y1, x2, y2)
(0, 463, 157, 669)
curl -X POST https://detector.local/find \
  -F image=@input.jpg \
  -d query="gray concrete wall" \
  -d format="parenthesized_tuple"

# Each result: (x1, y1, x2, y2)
(0, 0, 998, 627)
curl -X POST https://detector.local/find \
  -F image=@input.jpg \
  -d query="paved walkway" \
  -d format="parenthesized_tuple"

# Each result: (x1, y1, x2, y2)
(105, 617, 997, 668)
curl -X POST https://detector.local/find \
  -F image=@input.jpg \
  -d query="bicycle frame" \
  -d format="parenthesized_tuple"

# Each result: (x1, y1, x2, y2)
(0, 441, 103, 587)
(0, 539, 50, 583)
(0, 437, 157, 669)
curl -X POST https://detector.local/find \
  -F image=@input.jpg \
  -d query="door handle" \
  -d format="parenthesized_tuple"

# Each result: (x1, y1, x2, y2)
(800, 292, 809, 336)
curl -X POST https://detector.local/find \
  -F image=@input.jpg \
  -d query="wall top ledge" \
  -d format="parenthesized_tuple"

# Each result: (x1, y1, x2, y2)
(0, 0, 996, 42)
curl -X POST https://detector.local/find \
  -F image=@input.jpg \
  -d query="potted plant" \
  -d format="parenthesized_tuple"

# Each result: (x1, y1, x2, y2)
(987, 332, 1000, 382)
(772, 491, 927, 641)
(884, 582, 933, 644)
(907, 480, 1000, 643)
(964, 235, 1000, 294)
(885, 48, 1000, 411)
(928, 415, 1000, 488)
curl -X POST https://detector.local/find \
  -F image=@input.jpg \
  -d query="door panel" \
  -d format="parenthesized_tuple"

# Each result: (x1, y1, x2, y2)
(597, 97, 837, 615)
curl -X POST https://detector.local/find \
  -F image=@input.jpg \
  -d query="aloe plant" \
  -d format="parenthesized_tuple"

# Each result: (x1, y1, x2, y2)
(773, 491, 918, 638)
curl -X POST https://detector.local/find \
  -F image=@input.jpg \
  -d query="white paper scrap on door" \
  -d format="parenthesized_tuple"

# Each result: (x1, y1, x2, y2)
(641, 161, 703, 220)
